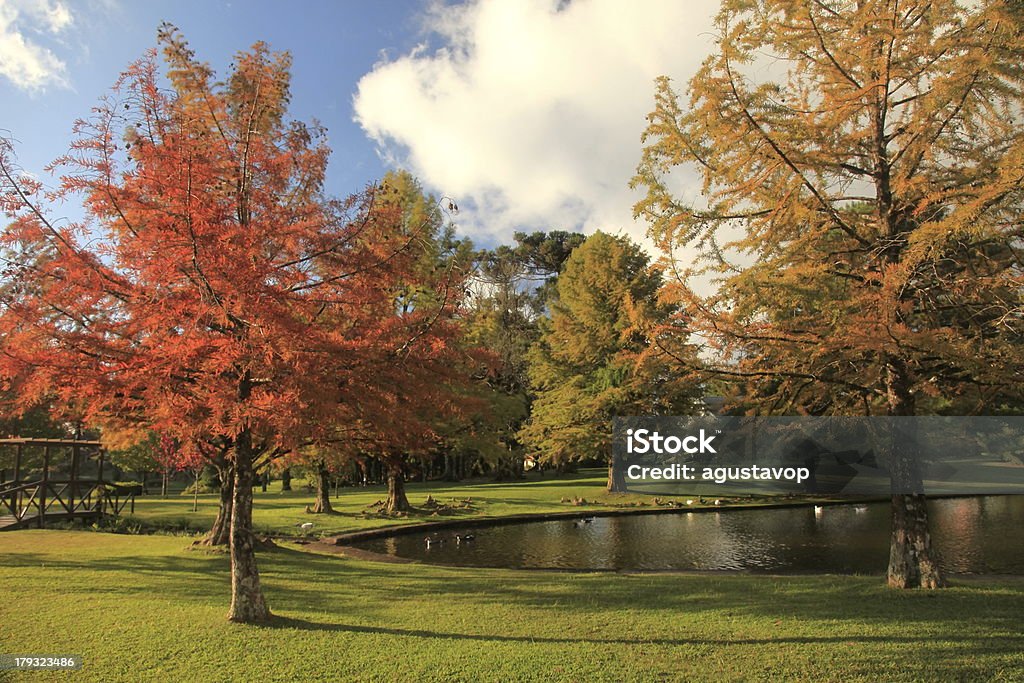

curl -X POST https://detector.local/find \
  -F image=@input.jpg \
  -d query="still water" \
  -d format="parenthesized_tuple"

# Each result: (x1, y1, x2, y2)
(352, 496, 1024, 573)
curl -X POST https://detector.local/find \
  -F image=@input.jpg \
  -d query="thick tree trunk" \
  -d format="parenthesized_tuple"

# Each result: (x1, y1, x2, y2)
(227, 430, 271, 623)
(884, 355, 944, 589)
(280, 467, 292, 491)
(606, 461, 628, 493)
(385, 465, 412, 513)
(888, 493, 944, 589)
(311, 460, 333, 514)
(199, 465, 234, 546)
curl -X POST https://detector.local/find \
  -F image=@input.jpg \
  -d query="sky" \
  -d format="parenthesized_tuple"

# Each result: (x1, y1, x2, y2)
(1, 0, 721, 250)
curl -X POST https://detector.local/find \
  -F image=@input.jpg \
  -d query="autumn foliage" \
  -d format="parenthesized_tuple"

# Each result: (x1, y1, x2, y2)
(633, 0, 1024, 589)
(0, 28, 473, 621)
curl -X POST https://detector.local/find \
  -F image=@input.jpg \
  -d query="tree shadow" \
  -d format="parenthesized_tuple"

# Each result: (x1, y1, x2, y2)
(259, 614, 1024, 649)
(5, 533, 1024, 640)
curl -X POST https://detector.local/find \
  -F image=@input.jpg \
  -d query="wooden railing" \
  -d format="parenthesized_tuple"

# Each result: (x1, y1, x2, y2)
(0, 478, 136, 529)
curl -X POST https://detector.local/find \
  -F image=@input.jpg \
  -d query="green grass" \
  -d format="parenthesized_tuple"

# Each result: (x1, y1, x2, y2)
(1, 530, 1022, 681)
(117, 469, 830, 539)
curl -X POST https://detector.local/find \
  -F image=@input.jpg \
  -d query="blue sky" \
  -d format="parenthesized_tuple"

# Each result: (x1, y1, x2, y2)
(2, 1, 425, 204)
(1, 0, 721, 247)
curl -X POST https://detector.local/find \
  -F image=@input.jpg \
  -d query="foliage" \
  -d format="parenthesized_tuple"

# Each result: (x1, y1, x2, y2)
(518, 232, 700, 485)
(633, 0, 1024, 417)
(469, 230, 585, 393)
(632, 0, 1024, 588)
(0, 27, 471, 620)
(0, 400, 70, 439)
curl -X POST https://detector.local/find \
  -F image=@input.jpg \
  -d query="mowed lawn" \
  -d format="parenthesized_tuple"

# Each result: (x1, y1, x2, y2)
(1, 530, 1023, 682)
(119, 470, 839, 538)
(125, 471, 626, 537)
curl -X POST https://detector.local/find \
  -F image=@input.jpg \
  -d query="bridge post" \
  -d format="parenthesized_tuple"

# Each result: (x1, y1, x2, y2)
(97, 447, 105, 514)
(39, 444, 49, 528)
(11, 443, 22, 518)
(69, 442, 79, 513)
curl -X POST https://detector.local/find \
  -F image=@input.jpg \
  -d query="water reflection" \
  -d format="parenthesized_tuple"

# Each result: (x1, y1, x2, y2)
(352, 496, 1024, 574)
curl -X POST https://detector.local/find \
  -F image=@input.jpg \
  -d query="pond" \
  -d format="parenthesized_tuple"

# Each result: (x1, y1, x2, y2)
(351, 496, 1024, 574)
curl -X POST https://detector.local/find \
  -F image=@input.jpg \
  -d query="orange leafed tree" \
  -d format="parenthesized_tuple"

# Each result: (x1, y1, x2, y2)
(0, 27, 472, 622)
(633, 0, 1024, 588)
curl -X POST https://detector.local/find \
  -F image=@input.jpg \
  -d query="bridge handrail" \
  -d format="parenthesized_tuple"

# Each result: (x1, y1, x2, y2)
(1, 479, 136, 519)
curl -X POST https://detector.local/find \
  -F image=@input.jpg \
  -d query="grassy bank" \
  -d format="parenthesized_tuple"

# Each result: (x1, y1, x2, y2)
(1, 530, 1022, 681)
(116, 470, 828, 538)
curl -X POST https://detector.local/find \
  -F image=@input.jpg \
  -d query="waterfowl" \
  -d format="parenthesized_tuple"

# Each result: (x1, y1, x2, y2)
(714, 499, 722, 506)
(425, 537, 444, 548)
(686, 499, 694, 506)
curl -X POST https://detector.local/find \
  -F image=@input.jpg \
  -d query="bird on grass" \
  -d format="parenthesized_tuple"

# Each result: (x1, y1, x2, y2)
(297, 522, 314, 531)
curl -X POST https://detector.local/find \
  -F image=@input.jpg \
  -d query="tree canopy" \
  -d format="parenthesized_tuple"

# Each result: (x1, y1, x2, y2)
(0, 27, 471, 621)
(519, 231, 700, 491)
(633, 0, 1024, 588)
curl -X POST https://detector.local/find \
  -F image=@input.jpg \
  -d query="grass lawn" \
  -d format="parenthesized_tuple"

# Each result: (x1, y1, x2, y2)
(118, 469, 834, 539)
(1, 530, 1022, 681)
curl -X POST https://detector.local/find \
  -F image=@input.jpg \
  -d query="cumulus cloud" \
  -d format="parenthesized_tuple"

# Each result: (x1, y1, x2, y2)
(353, 0, 720, 247)
(0, 0, 73, 92)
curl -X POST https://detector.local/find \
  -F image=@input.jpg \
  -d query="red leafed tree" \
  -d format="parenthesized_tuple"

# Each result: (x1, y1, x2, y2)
(0, 27, 472, 623)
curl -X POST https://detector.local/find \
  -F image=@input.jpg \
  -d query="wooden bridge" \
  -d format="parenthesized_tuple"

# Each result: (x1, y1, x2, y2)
(0, 438, 136, 531)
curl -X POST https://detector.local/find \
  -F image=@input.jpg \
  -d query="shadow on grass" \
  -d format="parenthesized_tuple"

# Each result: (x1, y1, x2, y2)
(261, 614, 1024, 649)
(6, 536, 1024, 641)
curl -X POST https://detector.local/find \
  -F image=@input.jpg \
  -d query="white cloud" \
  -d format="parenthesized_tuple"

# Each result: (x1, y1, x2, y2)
(353, 0, 720, 248)
(0, 0, 73, 92)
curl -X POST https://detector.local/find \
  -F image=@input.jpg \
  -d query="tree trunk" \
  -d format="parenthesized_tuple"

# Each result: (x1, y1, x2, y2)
(888, 493, 944, 589)
(510, 451, 524, 479)
(311, 460, 333, 514)
(227, 430, 271, 623)
(280, 467, 292, 491)
(198, 464, 233, 546)
(884, 355, 944, 589)
(385, 464, 412, 513)
(606, 460, 628, 493)
(492, 451, 525, 482)
(161, 471, 168, 497)
(556, 460, 577, 474)
(442, 453, 459, 481)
